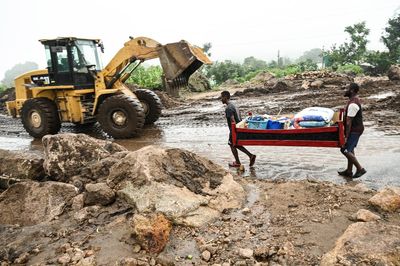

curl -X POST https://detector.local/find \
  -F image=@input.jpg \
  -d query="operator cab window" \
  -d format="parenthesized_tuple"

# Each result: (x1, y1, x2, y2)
(72, 40, 102, 73)
(51, 46, 70, 72)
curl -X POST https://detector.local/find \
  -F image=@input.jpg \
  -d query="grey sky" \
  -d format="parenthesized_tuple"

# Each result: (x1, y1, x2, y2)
(0, 0, 399, 79)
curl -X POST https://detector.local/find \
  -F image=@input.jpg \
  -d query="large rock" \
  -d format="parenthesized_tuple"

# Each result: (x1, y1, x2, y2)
(0, 181, 78, 225)
(188, 72, 211, 92)
(41, 134, 245, 227)
(112, 146, 245, 227)
(43, 133, 127, 182)
(388, 65, 400, 80)
(321, 222, 400, 265)
(131, 213, 172, 253)
(0, 149, 44, 181)
(368, 187, 400, 212)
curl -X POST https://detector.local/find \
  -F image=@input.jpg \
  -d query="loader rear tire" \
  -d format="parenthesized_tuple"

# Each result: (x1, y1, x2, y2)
(21, 98, 61, 139)
(135, 89, 163, 124)
(97, 94, 145, 139)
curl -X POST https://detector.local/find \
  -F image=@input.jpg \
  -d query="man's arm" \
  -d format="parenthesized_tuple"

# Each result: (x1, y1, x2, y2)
(345, 117, 353, 140)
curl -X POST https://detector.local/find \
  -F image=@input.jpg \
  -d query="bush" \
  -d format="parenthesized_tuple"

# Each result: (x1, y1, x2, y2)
(126, 65, 163, 89)
(337, 64, 364, 75)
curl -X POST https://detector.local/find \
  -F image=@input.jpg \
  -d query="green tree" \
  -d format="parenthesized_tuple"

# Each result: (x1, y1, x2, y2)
(365, 51, 391, 74)
(243, 56, 268, 71)
(328, 22, 370, 65)
(205, 60, 245, 85)
(1, 61, 39, 87)
(382, 14, 400, 63)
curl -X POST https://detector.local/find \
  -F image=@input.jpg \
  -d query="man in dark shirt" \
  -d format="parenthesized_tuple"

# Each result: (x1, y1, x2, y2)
(221, 91, 256, 168)
(338, 83, 366, 178)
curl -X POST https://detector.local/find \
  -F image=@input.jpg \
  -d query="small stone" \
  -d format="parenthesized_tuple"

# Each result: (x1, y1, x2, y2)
(242, 207, 251, 215)
(32, 247, 40, 254)
(133, 244, 141, 253)
(223, 238, 231, 244)
(76, 256, 96, 266)
(57, 254, 71, 265)
(234, 260, 247, 266)
(14, 252, 29, 264)
(202, 250, 211, 261)
(85, 250, 95, 257)
(222, 263, 231, 266)
(355, 209, 381, 222)
(119, 257, 138, 266)
(72, 194, 85, 211)
(149, 257, 156, 266)
(57, 243, 71, 254)
(238, 248, 253, 258)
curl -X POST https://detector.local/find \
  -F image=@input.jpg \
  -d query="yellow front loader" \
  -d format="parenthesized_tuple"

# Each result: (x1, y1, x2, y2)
(6, 36, 211, 138)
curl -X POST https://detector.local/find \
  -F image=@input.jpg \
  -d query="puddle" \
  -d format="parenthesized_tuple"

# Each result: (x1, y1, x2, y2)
(0, 123, 399, 190)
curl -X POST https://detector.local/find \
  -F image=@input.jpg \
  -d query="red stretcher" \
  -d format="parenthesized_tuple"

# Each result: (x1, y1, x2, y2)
(231, 110, 345, 148)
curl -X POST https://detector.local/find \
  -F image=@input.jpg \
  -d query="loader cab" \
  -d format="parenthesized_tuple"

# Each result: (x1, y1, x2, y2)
(40, 37, 103, 88)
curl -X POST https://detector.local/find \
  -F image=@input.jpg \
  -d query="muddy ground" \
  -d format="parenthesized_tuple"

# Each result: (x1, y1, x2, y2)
(0, 72, 400, 265)
(0, 176, 398, 265)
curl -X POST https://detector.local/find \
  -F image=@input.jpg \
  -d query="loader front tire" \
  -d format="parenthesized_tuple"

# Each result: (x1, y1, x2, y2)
(135, 89, 163, 124)
(21, 98, 61, 139)
(97, 95, 145, 138)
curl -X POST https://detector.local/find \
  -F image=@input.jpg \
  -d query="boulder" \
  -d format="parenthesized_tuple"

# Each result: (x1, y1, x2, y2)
(113, 146, 245, 227)
(84, 182, 115, 206)
(368, 187, 400, 212)
(310, 79, 324, 89)
(131, 213, 172, 253)
(272, 80, 293, 91)
(42, 133, 127, 182)
(388, 65, 400, 80)
(188, 72, 212, 92)
(0, 181, 78, 225)
(0, 149, 44, 181)
(321, 222, 400, 265)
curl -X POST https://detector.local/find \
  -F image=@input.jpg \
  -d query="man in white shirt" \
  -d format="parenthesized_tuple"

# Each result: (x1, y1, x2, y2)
(338, 83, 366, 179)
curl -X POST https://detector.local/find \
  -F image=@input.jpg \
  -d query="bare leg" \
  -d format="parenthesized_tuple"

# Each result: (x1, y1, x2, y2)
(344, 151, 362, 171)
(236, 146, 253, 158)
(230, 145, 240, 164)
(341, 148, 353, 173)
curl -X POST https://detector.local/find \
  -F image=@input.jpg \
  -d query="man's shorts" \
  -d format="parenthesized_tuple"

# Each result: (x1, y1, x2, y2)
(341, 132, 361, 154)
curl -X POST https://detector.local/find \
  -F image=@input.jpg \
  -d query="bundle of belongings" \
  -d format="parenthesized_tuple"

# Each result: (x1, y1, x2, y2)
(236, 107, 336, 130)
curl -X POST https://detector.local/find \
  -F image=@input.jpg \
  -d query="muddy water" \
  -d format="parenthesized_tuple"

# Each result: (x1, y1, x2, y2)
(1, 123, 398, 189)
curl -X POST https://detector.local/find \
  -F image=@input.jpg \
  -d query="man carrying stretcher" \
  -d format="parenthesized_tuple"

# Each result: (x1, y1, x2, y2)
(221, 91, 256, 168)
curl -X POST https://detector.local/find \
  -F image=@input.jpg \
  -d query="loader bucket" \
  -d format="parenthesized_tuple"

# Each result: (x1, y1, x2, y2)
(158, 41, 212, 92)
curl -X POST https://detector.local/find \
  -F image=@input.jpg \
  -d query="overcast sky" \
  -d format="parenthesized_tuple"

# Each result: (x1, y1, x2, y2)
(0, 0, 399, 79)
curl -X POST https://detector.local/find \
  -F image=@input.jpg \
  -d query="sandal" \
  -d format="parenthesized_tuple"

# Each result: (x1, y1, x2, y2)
(228, 162, 241, 168)
(337, 170, 353, 178)
(250, 155, 256, 167)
